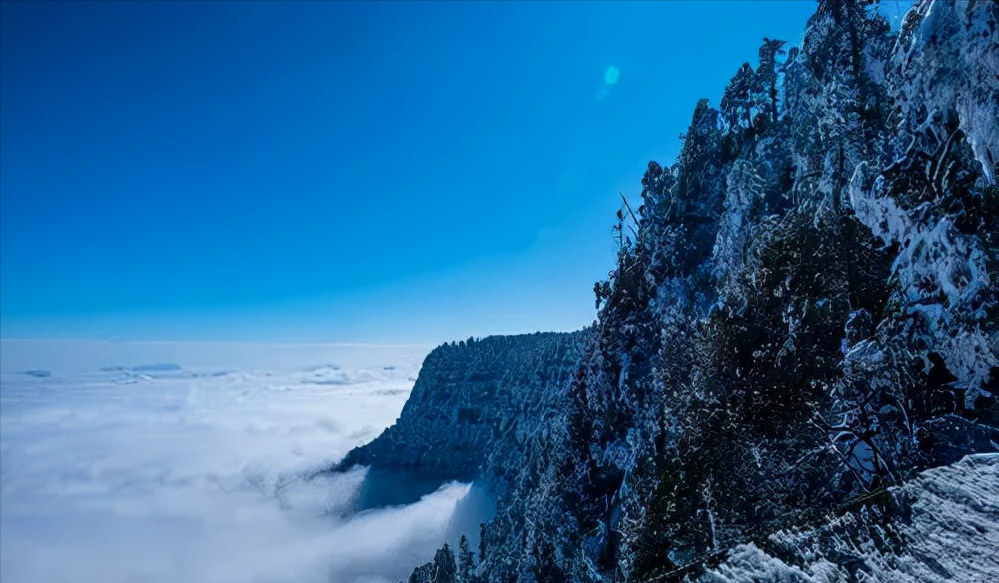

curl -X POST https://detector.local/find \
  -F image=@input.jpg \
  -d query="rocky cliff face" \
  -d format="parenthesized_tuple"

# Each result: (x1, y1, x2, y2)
(340, 1, 999, 581)
(335, 331, 588, 508)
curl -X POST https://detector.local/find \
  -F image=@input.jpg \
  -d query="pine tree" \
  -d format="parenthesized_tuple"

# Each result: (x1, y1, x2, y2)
(429, 544, 456, 583)
(457, 535, 475, 582)
(755, 37, 787, 125)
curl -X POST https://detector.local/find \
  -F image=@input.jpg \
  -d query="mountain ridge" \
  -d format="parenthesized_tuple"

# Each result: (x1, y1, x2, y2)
(334, 1, 999, 581)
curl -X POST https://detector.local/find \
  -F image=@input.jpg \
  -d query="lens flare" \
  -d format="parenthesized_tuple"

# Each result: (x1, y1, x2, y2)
(603, 66, 620, 85)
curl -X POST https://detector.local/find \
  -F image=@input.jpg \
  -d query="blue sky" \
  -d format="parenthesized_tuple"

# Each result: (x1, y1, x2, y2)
(1, 1, 827, 344)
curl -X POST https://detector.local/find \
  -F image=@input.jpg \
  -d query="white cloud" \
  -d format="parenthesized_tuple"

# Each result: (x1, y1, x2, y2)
(0, 340, 467, 583)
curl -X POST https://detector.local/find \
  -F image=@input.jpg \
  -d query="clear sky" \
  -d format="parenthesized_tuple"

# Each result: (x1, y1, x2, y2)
(1, 1, 826, 344)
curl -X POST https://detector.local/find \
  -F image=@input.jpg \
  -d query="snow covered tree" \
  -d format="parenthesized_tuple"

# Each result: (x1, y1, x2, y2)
(457, 535, 475, 583)
(720, 63, 756, 131)
(755, 37, 787, 125)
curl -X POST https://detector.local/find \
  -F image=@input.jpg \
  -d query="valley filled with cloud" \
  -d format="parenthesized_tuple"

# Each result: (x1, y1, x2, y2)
(0, 340, 470, 583)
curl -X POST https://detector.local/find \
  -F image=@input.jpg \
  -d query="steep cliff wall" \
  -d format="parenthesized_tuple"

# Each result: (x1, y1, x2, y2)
(335, 331, 588, 507)
(530, 2, 999, 579)
(384, 1, 998, 581)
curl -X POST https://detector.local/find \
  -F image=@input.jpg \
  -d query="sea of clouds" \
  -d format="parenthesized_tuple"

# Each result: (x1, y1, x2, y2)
(0, 339, 472, 583)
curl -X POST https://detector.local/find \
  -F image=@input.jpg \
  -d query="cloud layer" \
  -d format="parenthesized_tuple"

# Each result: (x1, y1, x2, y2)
(0, 340, 469, 583)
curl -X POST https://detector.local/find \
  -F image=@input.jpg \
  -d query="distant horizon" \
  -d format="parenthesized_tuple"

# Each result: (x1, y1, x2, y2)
(0, 336, 438, 377)
(0, 313, 590, 346)
(0, 337, 437, 347)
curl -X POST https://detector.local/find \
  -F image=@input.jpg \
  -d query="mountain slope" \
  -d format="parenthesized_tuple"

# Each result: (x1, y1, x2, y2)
(351, 1, 999, 581)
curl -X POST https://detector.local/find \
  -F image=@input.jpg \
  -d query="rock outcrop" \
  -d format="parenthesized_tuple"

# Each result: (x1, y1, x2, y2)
(335, 331, 588, 508)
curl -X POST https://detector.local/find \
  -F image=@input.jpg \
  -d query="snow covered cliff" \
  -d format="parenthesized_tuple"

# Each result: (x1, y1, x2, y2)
(335, 332, 588, 508)
(338, 1, 998, 581)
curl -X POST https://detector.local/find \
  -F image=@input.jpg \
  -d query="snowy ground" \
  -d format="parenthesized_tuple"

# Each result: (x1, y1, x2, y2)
(702, 453, 999, 583)
(0, 339, 468, 583)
